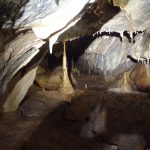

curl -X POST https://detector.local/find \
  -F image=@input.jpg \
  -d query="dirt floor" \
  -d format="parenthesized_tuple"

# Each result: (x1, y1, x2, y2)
(0, 73, 150, 150)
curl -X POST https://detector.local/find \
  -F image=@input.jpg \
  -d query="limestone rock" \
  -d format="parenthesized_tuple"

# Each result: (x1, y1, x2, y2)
(81, 103, 107, 138)
(19, 91, 68, 117)
(108, 63, 150, 93)
(130, 63, 150, 92)
(77, 35, 133, 79)
(3, 0, 95, 39)
(0, 31, 45, 95)
(0, 0, 96, 95)
(36, 65, 46, 75)
(108, 71, 133, 93)
(58, 0, 120, 41)
(100, 0, 150, 33)
(65, 94, 99, 121)
(20, 96, 55, 117)
(35, 66, 62, 90)
(1, 0, 150, 97)
(3, 67, 37, 112)
(112, 0, 129, 9)
(107, 134, 146, 150)
(78, 31, 150, 80)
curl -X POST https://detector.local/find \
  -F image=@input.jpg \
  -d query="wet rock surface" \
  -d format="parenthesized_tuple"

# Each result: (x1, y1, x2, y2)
(0, 74, 150, 150)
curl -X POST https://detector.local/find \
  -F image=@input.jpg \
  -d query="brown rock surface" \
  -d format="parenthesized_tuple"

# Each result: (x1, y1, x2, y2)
(0, 74, 150, 150)
(19, 91, 71, 117)
(108, 63, 150, 93)
(35, 66, 62, 90)
(129, 63, 150, 92)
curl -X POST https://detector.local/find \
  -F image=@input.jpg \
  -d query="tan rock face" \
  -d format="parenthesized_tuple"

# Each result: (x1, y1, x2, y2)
(129, 63, 150, 92)
(108, 63, 150, 93)
(35, 66, 62, 90)
(3, 67, 37, 112)
(35, 72, 62, 90)
(36, 65, 46, 74)
(112, 0, 128, 9)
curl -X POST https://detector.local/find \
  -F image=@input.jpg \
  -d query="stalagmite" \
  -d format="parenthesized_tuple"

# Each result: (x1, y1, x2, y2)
(59, 42, 74, 94)
(122, 72, 133, 92)
(108, 72, 133, 93)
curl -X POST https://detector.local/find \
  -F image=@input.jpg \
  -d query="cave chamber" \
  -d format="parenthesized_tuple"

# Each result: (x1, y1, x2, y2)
(0, 0, 150, 150)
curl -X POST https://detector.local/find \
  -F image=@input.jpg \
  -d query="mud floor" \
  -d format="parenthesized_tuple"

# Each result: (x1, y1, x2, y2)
(0, 74, 150, 150)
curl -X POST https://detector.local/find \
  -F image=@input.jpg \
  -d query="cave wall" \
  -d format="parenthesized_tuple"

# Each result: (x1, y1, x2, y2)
(0, 0, 150, 111)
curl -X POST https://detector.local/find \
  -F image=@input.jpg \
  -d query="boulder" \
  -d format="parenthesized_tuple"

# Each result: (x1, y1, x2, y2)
(35, 66, 62, 90)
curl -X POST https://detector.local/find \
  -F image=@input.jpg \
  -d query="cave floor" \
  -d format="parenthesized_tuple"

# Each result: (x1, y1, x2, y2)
(0, 73, 150, 150)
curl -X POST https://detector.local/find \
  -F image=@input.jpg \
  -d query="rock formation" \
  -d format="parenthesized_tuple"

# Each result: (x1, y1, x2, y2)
(0, 1, 150, 149)
(0, 0, 150, 109)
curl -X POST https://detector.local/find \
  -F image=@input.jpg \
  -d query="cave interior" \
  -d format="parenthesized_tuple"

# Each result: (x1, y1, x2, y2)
(0, 0, 150, 150)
